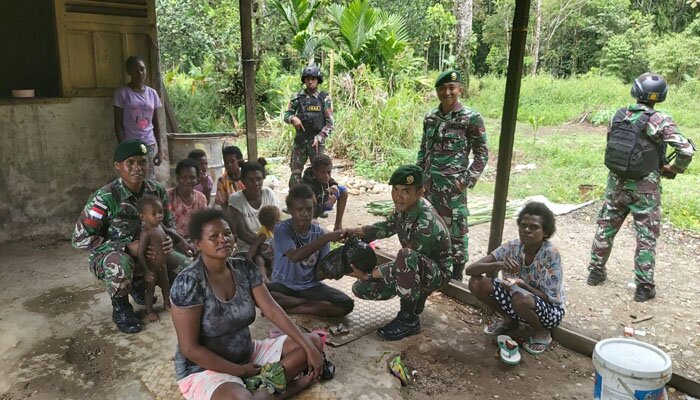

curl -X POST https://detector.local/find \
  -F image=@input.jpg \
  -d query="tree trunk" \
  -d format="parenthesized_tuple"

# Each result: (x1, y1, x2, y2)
(530, 0, 542, 75)
(253, 0, 266, 65)
(454, 0, 474, 89)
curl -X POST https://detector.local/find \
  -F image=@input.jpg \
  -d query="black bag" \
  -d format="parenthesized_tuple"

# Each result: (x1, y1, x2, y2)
(316, 236, 377, 281)
(604, 108, 663, 180)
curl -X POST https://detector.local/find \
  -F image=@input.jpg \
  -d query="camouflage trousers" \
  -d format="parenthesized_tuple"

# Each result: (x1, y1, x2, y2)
(589, 187, 661, 288)
(352, 248, 446, 302)
(90, 250, 189, 297)
(425, 184, 469, 279)
(289, 138, 324, 187)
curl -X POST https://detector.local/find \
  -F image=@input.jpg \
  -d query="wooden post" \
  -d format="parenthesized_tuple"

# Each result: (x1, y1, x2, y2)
(240, 0, 257, 160)
(487, 0, 530, 254)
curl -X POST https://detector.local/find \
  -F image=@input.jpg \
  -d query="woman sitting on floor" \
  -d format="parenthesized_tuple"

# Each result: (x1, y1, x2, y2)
(465, 201, 565, 355)
(170, 209, 327, 400)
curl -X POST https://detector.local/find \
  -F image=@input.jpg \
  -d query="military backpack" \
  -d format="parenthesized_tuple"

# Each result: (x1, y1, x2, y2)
(604, 108, 663, 180)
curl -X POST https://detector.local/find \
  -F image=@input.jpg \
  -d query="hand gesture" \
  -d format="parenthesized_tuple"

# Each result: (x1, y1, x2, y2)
(327, 229, 344, 243)
(291, 116, 304, 131)
(153, 150, 162, 166)
(348, 265, 369, 280)
(160, 235, 174, 255)
(456, 180, 467, 193)
(305, 347, 324, 379)
(500, 257, 519, 275)
(329, 185, 340, 197)
(239, 363, 261, 378)
(340, 227, 363, 239)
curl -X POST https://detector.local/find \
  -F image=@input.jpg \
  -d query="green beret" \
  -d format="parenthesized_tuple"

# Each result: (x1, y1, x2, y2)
(389, 165, 423, 186)
(114, 139, 149, 162)
(435, 69, 462, 88)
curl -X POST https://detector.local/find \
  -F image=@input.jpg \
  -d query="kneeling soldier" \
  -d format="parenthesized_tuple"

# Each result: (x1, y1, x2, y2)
(343, 165, 453, 340)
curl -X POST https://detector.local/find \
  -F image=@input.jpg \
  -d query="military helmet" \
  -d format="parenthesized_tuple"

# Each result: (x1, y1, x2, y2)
(631, 73, 668, 103)
(301, 65, 323, 84)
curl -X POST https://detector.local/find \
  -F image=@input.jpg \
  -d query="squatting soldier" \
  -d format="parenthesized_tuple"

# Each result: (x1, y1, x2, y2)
(417, 69, 488, 281)
(587, 73, 695, 302)
(284, 65, 334, 188)
(344, 165, 453, 341)
(72, 139, 187, 333)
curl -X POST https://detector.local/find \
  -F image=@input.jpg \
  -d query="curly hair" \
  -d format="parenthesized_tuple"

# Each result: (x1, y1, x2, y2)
(175, 158, 200, 176)
(188, 208, 227, 240)
(517, 201, 556, 239)
(240, 158, 268, 179)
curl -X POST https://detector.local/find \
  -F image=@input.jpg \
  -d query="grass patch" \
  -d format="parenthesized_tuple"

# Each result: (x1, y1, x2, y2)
(469, 75, 700, 128)
(472, 123, 700, 233)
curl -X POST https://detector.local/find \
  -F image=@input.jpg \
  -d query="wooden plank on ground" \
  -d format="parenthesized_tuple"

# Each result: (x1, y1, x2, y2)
(373, 248, 700, 394)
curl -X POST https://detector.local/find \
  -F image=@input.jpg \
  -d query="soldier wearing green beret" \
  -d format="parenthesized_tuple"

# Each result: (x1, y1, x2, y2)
(417, 69, 489, 281)
(72, 139, 188, 334)
(342, 165, 453, 340)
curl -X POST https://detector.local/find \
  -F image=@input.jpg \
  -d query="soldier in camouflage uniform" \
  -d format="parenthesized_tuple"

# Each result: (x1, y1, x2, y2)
(284, 65, 334, 188)
(344, 165, 452, 341)
(417, 69, 489, 282)
(588, 73, 694, 302)
(72, 139, 188, 333)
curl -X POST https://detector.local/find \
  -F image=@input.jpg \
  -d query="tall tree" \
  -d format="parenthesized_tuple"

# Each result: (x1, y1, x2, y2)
(454, 0, 474, 85)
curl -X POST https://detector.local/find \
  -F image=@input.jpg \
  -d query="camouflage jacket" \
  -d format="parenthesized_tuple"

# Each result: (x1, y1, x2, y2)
(283, 89, 334, 139)
(362, 198, 453, 277)
(607, 104, 694, 192)
(417, 102, 489, 189)
(72, 178, 174, 262)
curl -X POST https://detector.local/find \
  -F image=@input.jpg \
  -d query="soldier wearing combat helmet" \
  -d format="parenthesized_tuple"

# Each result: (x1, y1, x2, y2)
(417, 69, 489, 282)
(343, 165, 453, 341)
(284, 65, 334, 188)
(587, 73, 695, 302)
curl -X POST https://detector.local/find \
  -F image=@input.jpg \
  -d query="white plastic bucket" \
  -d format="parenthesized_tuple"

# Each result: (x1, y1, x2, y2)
(592, 338, 672, 400)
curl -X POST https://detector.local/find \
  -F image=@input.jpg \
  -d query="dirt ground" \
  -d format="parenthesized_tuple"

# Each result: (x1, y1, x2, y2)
(1, 150, 698, 399)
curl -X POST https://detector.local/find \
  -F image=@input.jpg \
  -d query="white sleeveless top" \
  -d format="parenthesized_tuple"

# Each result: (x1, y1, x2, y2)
(228, 187, 278, 253)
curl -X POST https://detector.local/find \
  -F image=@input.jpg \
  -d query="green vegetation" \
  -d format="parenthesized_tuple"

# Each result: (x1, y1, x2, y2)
(156, 0, 700, 232)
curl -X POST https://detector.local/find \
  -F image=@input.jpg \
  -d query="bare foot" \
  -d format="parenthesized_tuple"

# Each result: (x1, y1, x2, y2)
(275, 373, 319, 400)
(146, 310, 160, 322)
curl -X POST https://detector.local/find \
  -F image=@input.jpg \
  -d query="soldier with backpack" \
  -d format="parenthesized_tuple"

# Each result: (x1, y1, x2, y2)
(284, 65, 334, 188)
(587, 73, 695, 302)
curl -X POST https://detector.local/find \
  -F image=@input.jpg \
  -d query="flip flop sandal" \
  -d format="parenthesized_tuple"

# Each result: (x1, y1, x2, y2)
(483, 319, 517, 336)
(497, 335, 521, 365)
(523, 336, 552, 355)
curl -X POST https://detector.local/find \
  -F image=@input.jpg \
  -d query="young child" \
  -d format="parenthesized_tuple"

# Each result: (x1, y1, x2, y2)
(136, 195, 189, 322)
(267, 184, 354, 317)
(246, 205, 281, 283)
(302, 154, 348, 230)
(215, 145, 245, 210)
(188, 149, 213, 204)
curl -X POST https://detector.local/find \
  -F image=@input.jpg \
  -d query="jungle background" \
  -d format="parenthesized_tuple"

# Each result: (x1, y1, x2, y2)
(156, 0, 700, 231)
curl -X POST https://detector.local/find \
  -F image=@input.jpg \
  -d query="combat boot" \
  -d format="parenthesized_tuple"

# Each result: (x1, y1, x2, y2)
(586, 268, 607, 286)
(634, 285, 656, 302)
(111, 296, 143, 334)
(377, 298, 421, 341)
